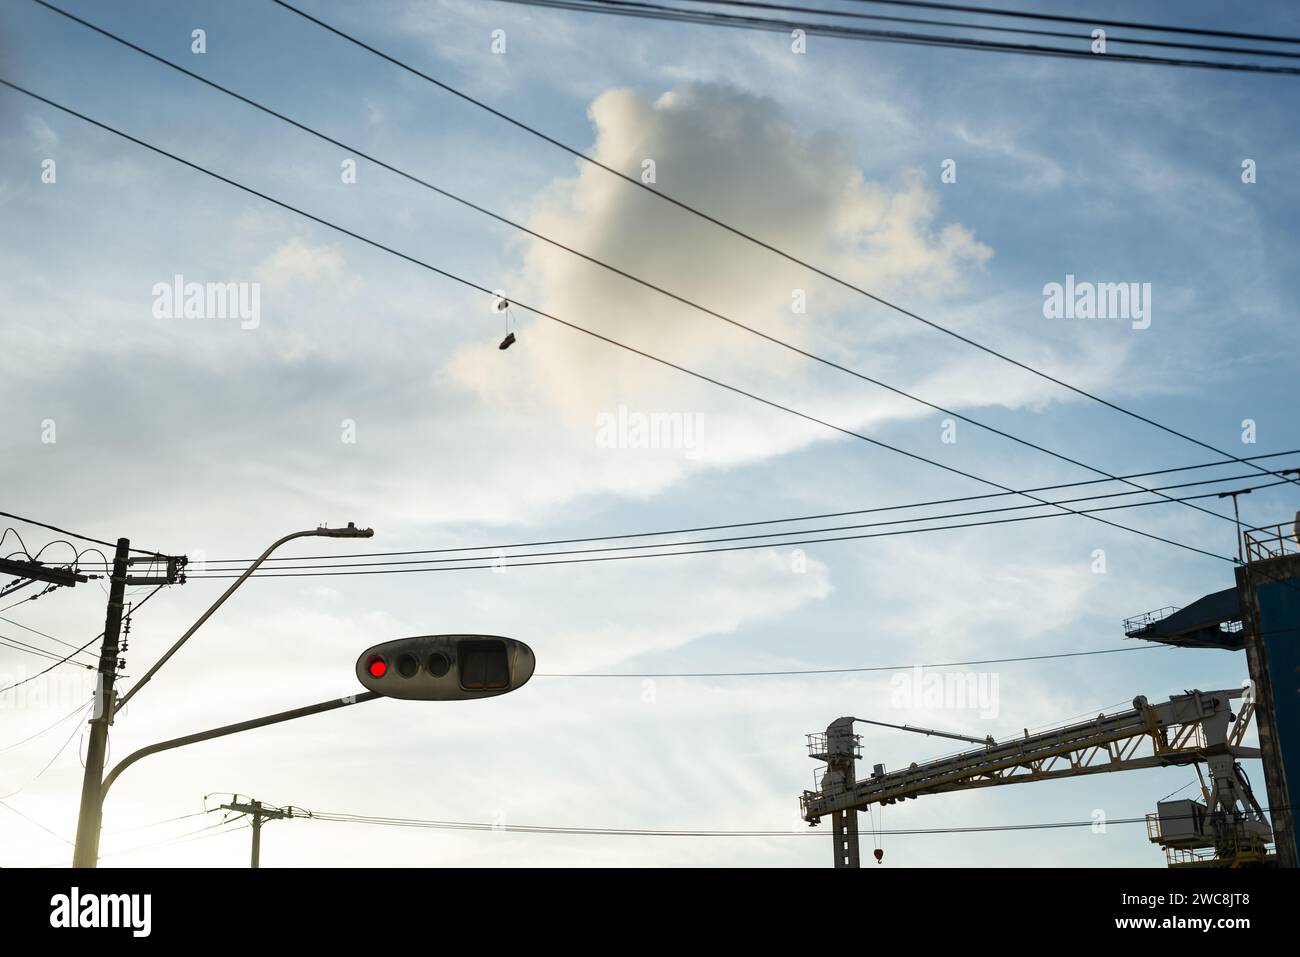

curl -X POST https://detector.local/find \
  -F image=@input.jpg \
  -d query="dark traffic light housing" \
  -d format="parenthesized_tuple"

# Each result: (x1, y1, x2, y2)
(356, 635, 535, 700)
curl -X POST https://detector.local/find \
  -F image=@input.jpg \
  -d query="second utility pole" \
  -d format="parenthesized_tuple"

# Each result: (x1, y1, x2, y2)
(219, 798, 297, 867)
(72, 537, 130, 868)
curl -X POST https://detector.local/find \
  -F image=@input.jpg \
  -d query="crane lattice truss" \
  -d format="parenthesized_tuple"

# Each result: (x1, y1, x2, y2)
(801, 688, 1270, 868)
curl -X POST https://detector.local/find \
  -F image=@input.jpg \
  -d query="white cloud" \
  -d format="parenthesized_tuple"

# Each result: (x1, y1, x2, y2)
(25, 114, 59, 154)
(950, 120, 1067, 193)
(437, 82, 1003, 514)
(256, 236, 347, 288)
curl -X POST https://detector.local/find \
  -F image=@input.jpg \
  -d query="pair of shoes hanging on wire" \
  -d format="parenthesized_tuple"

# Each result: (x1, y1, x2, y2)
(496, 298, 516, 350)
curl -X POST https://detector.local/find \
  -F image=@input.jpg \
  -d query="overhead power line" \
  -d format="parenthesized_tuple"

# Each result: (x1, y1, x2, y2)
(67, 451, 1300, 566)
(0, 579, 38, 602)
(488, 0, 1300, 75)
(0, 633, 96, 668)
(667, 0, 1300, 59)
(0, 582, 166, 695)
(302, 806, 1262, 837)
(28, 818, 252, 867)
(269, 0, 1300, 493)
(96, 819, 251, 862)
(0, 810, 212, 859)
(536, 644, 1168, 678)
(0, 78, 1236, 569)
(838, 0, 1300, 46)
(167, 467, 1298, 575)
(180, 475, 1296, 579)
(0, 508, 164, 558)
(0, 699, 94, 753)
(0, 700, 95, 800)
(31, 1, 1245, 536)
(0, 633, 100, 688)
(179, 496, 1206, 577)
(0, 613, 105, 658)
(0, 797, 71, 845)
(0, 583, 64, 615)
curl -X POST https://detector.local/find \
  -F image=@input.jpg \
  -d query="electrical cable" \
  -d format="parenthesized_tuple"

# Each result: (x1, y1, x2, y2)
(178, 471, 1297, 575)
(838, 0, 1300, 46)
(304, 806, 1284, 837)
(0, 797, 72, 845)
(488, 0, 1300, 75)
(0, 699, 96, 753)
(26, 0, 1254, 538)
(0, 633, 96, 667)
(0, 579, 39, 602)
(29, 818, 252, 867)
(666, 0, 1300, 59)
(0, 78, 1237, 570)
(536, 643, 1167, 677)
(0, 700, 95, 799)
(81, 451, 1299, 568)
(0, 528, 35, 560)
(181, 478, 1293, 579)
(269, 0, 1300, 494)
(0, 583, 62, 615)
(0, 583, 165, 695)
(0, 810, 211, 858)
(0, 509, 164, 558)
(0, 613, 107, 658)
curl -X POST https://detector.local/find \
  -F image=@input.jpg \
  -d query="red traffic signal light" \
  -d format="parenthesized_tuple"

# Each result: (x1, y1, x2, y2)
(355, 635, 535, 700)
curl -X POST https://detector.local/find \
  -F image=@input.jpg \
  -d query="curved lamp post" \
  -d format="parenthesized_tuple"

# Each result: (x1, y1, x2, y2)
(72, 523, 373, 868)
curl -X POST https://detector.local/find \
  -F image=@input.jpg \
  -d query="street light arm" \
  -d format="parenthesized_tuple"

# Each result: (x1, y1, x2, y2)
(102, 691, 382, 801)
(113, 524, 372, 716)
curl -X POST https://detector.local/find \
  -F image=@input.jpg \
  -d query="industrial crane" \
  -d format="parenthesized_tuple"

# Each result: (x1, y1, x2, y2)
(801, 688, 1272, 868)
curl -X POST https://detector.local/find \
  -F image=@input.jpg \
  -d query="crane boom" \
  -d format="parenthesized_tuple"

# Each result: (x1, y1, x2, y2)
(801, 688, 1272, 868)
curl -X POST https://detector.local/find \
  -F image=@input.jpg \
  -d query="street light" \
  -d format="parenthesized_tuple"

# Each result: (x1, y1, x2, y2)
(72, 522, 373, 868)
(114, 522, 374, 715)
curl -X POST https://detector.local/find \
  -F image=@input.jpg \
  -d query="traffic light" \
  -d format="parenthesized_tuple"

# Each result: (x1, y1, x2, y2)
(356, 635, 535, 700)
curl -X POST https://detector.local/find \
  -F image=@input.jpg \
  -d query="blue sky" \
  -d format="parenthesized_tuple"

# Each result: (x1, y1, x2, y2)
(1, 0, 1298, 867)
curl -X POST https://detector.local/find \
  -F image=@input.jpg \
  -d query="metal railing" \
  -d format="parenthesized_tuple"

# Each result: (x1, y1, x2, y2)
(1163, 845, 1219, 867)
(1123, 606, 1179, 638)
(1161, 838, 1275, 868)
(806, 731, 860, 761)
(1244, 520, 1299, 563)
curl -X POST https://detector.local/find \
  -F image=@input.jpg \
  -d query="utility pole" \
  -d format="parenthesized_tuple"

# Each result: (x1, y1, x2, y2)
(72, 537, 129, 869)
(68, 523, 362, 868)
(218, 798, 304, 867)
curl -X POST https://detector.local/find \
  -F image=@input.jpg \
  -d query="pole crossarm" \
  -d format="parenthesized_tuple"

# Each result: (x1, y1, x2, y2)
(802, 689, 1257, 822)
(102, 691, 382, 800)
(219, 800, 307, 822)
(0, 556, 88, 586)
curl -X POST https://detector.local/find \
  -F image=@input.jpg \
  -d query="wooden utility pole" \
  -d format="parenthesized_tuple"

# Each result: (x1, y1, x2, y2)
(219, 798, 301, 867)
(71, 537, 130, 868)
